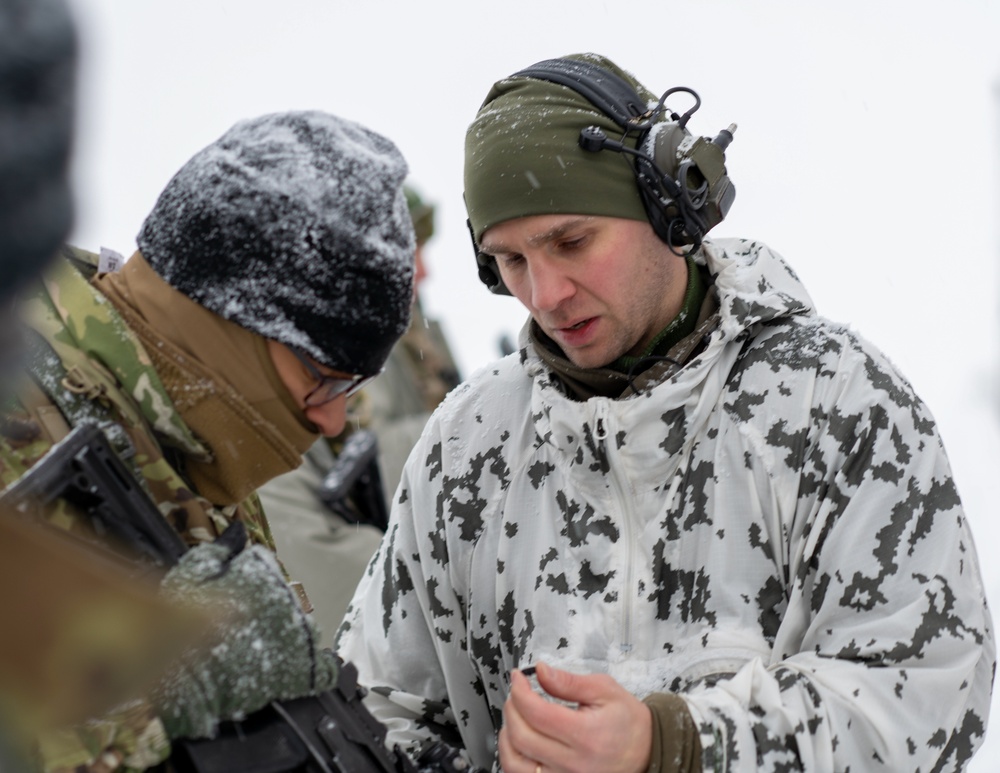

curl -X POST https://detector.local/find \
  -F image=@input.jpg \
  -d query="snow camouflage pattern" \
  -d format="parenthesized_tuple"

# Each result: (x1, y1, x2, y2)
(337, 238, 995, 772)
(0, 248, 276, 772)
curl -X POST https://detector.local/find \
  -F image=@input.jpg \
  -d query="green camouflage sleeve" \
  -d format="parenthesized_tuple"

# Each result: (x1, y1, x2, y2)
(37, 702, 170, 773)
(1, 256, 281, 771)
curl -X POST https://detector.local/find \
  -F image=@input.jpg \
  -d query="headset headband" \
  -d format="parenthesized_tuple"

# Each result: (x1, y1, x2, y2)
(509, 58, 650, 130)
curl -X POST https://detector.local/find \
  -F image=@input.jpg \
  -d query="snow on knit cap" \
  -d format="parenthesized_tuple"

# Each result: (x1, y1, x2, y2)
(137, 111, 415, 378)
(0, 0, 77, 305)
(465, 52, 657, 245)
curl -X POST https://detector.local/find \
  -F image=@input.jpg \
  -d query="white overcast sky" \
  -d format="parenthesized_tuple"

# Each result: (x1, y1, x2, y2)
(63, 0, 1000, 765)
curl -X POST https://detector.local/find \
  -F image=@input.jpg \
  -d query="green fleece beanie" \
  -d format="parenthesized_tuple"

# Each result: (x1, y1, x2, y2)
(405, 184, 435, 246)
(464, 53, 657, 245)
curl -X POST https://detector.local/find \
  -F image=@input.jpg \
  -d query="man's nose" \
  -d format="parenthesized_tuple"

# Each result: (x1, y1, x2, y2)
(306, 395, 348, 437)
(529, 258, 574, 312)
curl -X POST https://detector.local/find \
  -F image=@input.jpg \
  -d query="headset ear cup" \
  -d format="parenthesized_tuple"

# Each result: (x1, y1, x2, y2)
(468, 217, 511, 295)
(476, 252, 510, 295)
(634, 162, 676, 245)
(636, 123, 695, 248)
(649, 122, 687, 178)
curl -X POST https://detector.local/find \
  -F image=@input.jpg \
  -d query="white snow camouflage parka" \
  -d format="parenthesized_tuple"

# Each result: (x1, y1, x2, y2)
(336, 238, 994, 771)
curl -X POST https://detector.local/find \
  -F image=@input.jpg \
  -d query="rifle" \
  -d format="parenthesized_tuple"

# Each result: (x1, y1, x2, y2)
(1, 423, 480, 773)
(173, 658, 474, 773)
(1, 422, 187, 572)
(319, 428, 390, 532)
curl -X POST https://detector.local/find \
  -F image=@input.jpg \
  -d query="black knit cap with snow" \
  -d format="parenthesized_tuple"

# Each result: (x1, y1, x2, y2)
(137, 111, 415, 378)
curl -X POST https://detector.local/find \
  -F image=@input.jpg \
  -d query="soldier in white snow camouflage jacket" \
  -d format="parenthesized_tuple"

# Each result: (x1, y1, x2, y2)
(336, 54, 994, 773)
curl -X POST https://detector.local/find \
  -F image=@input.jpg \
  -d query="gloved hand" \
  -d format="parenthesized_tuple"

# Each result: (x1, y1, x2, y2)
(152, 522, 338, 740)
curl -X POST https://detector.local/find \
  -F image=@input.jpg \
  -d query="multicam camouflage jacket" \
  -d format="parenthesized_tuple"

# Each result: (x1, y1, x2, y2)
(0, 248, 275, 773)
(337, 238, 995, 772)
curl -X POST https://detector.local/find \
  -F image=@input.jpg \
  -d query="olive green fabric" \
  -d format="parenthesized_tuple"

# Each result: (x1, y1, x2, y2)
(643, 692, 702, 773)
(464, 52, 657, 243)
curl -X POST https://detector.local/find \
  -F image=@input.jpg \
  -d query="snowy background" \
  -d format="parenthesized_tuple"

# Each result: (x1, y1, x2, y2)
(63, 0, 1000, 767)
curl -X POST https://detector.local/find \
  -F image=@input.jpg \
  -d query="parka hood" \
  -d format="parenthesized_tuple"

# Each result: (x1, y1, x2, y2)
(517, 237, 817, 494)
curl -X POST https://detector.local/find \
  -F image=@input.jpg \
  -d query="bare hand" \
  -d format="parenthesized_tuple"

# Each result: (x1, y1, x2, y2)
(498, 662, 652, 773)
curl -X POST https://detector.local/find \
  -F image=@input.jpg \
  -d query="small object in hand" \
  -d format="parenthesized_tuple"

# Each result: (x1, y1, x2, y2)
(519, 665, 579, 710)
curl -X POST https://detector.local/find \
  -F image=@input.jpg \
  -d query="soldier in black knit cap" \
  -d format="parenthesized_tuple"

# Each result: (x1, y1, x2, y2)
(1, 97, 417, 770)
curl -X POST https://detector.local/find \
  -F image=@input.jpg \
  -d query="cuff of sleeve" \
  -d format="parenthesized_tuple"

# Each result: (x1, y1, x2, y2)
(36, 700, 170, 773)
(643, 692, 702, 773)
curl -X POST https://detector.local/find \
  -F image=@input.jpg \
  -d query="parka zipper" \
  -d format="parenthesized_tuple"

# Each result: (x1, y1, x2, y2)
(594, 402, 637, 655)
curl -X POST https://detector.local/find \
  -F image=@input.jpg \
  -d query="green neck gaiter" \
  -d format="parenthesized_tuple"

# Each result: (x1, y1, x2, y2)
(611, 255, 705, 375)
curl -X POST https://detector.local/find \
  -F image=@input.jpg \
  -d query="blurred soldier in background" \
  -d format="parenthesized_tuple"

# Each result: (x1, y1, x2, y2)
(0, 0, 194, 768)
(260, 184, 461, 646)
(365, 185, 462, 502)
(1, 0, 76, 762)
(0, 0, 76, 376)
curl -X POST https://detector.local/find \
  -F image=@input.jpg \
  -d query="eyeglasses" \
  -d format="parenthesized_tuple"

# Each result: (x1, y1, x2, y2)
(290, 348, 381, 407)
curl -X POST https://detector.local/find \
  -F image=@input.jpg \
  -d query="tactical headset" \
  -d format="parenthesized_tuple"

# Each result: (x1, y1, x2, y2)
(471, 57, 737, 295)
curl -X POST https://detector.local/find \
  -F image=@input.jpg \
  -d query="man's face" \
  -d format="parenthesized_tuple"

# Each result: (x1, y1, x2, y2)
(412, 244, 428, 303)
(479, 214, 689, 369)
